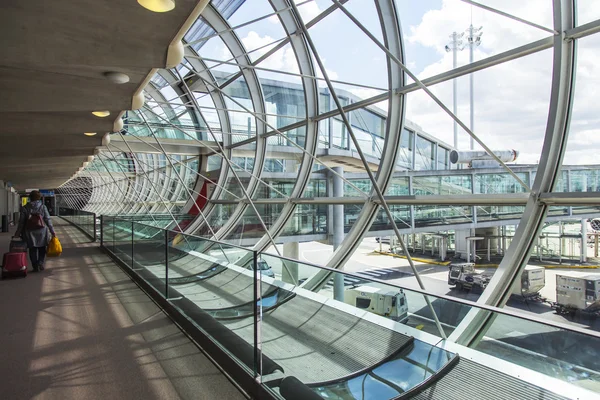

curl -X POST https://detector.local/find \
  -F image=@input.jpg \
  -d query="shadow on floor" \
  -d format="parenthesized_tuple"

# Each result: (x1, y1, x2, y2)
(0, 219, 244, 400)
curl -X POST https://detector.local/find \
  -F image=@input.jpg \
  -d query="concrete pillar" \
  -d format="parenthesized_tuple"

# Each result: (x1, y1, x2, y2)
(559, 221, 564, 264)
(455, 229, 471, 260)
(331, 166, 345, 301)
(466, 240, 471, 263)
(582, 219, 588, 263)
(282, 242, 299, 285)
(440, 237, 447, 261)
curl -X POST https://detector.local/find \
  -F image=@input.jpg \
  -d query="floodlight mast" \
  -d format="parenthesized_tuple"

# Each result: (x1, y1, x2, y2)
(445, 32, 465, 149)
(466, 25, 483, 150)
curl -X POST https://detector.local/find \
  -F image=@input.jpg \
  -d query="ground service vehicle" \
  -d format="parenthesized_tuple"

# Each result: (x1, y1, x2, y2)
(449, 264, 546, 297)
(511, 266, 546, 298)
(448, 263, 491, 292)
(554, 273, 600, 315)
(344, 285, 409, 323)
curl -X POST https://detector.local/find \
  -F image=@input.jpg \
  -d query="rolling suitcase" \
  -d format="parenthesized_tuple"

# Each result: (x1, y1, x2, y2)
(2, 252, 28, 278)
(9, 239, 27, 253)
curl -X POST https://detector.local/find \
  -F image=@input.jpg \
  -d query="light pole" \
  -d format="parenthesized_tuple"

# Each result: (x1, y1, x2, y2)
(466, 25, 483, 150)
(445, 32, 465, 149)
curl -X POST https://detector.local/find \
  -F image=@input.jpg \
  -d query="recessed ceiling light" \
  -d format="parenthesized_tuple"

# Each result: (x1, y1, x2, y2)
(138, 0, 175, 12)
(84, 132, 97, 136)
(92, 111, 110, 117)
(103, 71, 130, 84)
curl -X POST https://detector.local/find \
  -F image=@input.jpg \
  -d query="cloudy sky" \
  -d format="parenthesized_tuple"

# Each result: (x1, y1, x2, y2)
(197, 0, 600, 165)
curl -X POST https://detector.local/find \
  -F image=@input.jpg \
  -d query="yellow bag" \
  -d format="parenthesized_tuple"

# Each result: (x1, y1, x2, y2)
(47, 236, 62, 257)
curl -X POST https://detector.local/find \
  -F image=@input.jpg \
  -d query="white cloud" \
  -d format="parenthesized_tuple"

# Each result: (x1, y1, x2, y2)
(268, 0, 322, 25)
(403, 0, 599, 165)
(233, 31, 300, 78)
(237, 31, 340, 88)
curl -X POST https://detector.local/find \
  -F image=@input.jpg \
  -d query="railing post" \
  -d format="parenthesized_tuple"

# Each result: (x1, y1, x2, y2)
(253, 250, 261, 381)
(165, 229, 169, 299)
(112, 217, 115, 254)
(100, 215, 104, 248)
(131, 221, 135, 269)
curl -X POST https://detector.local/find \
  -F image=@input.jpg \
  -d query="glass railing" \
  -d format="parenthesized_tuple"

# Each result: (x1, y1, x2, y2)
(100, 216, 599, 399)
(58, 207, 96, 240)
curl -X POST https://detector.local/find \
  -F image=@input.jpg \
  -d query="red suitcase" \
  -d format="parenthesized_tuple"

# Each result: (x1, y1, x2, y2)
(2, 252, 28, 278)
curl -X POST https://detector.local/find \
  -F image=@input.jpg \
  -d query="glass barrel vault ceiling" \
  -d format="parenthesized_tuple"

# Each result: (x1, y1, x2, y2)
(56, 1, 600, 398)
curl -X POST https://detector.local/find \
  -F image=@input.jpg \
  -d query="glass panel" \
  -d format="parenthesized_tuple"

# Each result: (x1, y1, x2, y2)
(475, 172, 529, 223)
(101, 215, 600, 398)
(113, 219, 132, 265)
(59, 209, 96, 239)
(132, 222, 167, 296)
(222, 204, 283, 244)
(473, 313, 600, 384)
(165, 232, 261, 376)
(279, 204, 328, 237)
(254, 254, 599, 398)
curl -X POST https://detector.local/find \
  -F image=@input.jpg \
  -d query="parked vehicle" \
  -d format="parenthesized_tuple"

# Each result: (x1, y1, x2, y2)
(511, 266, 546, 298)
(247, 259, 275, 278)
(554, 273, 600, 315)
(344, 285, 409, 323)
(447, 263, 490, 292)
(448, 264, 546, 298)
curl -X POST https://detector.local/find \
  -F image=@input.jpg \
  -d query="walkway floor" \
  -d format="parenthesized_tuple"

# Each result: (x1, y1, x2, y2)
(0, 218, 246, 400)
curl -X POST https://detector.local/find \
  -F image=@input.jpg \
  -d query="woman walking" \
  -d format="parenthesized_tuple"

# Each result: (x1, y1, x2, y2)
(14, 191, 56, 272)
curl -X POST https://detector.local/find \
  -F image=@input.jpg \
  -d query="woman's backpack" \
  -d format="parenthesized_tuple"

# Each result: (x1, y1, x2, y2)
(26, 205, 46, 230)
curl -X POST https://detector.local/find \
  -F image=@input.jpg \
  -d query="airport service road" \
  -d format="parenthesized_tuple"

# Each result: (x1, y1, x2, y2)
(283, 238, 600, 332)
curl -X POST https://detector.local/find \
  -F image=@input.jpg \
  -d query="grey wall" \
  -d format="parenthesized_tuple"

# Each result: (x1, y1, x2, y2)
(0, 181, 22, 222)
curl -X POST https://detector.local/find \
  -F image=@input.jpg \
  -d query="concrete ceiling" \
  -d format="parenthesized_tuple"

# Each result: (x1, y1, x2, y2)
(0, 0, 200, 190)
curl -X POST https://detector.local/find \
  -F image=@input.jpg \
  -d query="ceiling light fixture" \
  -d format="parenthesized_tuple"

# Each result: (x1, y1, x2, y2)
(92, 111, 111, 118)
(138, 0, 175, 12)
(84, 132, 97, 136)
(103, 71, 130, 84)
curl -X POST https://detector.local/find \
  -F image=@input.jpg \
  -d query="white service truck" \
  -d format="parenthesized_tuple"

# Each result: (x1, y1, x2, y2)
(554, 273, 600, 315)
(344, 285, 409, 323)
(449, 263, 546, 298)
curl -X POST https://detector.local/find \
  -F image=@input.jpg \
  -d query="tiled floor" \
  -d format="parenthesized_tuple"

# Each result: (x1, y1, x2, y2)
(0, 218, 246, 400)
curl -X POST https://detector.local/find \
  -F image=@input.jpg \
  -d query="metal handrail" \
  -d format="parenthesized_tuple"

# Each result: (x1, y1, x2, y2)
(108, 215, 255, 253)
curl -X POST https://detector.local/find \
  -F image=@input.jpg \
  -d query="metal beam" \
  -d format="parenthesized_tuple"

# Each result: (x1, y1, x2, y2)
(210, 193, 530, 206)
(539, 192, 600, 205)
(564, 17, 600, 40)
(450, 0, 578, 346)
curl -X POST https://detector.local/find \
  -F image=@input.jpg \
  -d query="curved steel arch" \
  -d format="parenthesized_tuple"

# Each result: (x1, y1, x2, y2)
(249, 0, 320, 253)
(178, 45, 234, 234)
(302, 0, 407, 289)
(450, 0, 577, 346)
(200, 4, 270, 242)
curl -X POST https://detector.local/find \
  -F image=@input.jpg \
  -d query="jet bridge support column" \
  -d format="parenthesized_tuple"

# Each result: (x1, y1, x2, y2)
(332, 166, 345, 301)
(282, 242, 299, 285)
(455, 228, 472, 260)
(581, 219, 587, 263)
